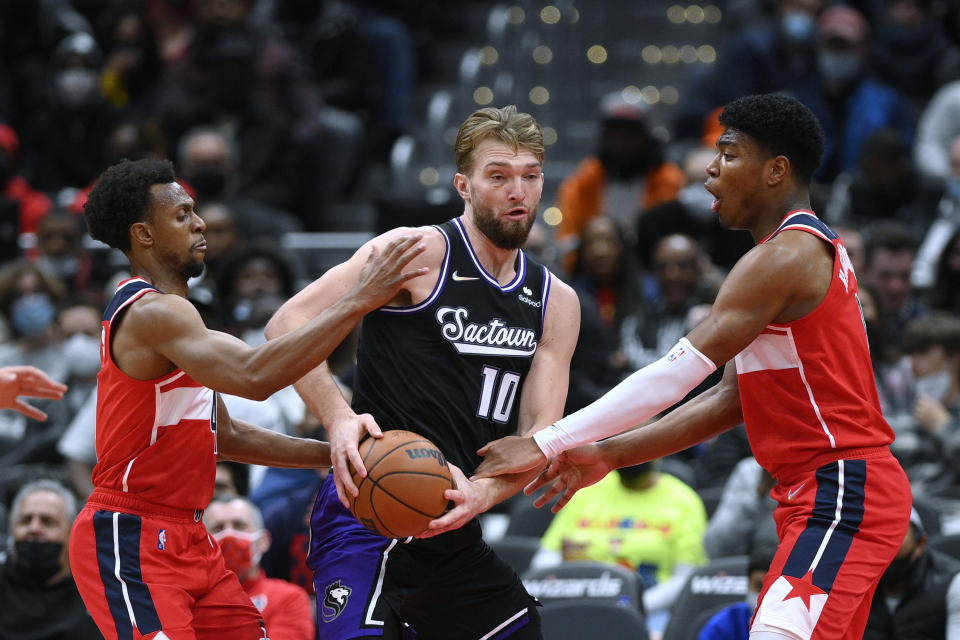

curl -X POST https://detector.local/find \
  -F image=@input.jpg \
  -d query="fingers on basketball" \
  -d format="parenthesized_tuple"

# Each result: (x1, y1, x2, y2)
(347, 430, 455, 538)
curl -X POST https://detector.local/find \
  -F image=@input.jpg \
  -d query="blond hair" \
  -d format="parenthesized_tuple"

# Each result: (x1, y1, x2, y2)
(454, 105, 544, 175)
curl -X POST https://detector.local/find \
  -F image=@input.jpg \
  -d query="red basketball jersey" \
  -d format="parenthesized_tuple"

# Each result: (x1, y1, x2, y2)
(92, 277, 217, 512)
(735, 212, 894, 480)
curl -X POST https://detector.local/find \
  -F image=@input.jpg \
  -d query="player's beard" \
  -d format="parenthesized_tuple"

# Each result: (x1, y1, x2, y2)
(470, 189, 538, 250)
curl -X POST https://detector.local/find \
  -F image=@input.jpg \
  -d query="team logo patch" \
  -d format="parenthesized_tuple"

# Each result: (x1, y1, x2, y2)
(158, 529, 166, 551)
(321, 579, 353, 623)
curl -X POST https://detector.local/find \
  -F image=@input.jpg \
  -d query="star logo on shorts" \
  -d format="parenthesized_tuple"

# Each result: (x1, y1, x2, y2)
(782, 573, 825, 611)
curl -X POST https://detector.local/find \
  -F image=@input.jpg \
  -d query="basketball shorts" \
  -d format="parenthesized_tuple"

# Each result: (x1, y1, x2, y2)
(70, 489, 268, 640)
(309, 474, 541, 640)
(751, 454, 912, 640)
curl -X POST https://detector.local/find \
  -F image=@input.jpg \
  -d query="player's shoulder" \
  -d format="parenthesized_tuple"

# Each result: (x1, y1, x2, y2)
(372, 225, 446, 263)
(545, 271, 579, 308)
(122, 290, 198, 333)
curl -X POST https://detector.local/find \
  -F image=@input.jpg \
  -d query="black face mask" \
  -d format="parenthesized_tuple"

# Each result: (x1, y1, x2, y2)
(0, 151, 14, 187)
(880, 553, 916, 590)
(12, 540, 63, 583)
(186, 167, 228, 200)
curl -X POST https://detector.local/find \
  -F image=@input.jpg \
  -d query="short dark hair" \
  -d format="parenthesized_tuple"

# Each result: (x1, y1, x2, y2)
(901, 313, 960, 356)
(718, 93, 825, 185)
(864, 220, 917, 264)
(84, 158, 176, 252)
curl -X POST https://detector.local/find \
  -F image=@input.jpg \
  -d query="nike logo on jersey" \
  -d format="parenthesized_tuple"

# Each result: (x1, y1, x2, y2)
(787, 482, 806, 501)
(451, 271, 480, 281)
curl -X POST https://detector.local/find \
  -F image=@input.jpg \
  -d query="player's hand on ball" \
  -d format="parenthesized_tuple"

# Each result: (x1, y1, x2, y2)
(419, 463, 489, 538)
(472, 435, 546, 479)
(352, 234, 428, 310)
(525, 444, 610, 513)
(329, 412, 383, 509)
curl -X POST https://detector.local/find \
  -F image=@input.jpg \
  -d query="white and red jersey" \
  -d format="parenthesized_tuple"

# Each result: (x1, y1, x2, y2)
(735, 211, 894, 481)
(91, 277, 217, 512)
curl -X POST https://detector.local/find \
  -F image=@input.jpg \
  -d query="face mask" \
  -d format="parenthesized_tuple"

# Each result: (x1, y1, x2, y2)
(915, 370, 951, 403)
(55, 68, 100, 108)
(880, 553, 916, 589)
(11, 293, 55, 337)
(64, 333, 101, 378)
(13, 540, 64, 582)
(213, 528, 262, 576)
(186, 167, 228, 199)
(618, 462, 654, 483)
(945, 178, 960, 202)
(780, 11, 816, 44)
(817, 50, 862, 87)
(745, 590, 760, 611)
(35, 254, 80, 281)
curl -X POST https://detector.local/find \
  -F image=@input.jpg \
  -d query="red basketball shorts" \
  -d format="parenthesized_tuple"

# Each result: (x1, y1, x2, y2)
(751, 454, 912, 640)
(70, 490, 267, 640)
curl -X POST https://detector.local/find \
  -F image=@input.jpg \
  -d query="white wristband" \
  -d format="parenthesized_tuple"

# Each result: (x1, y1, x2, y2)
(534, 338, 716, 458)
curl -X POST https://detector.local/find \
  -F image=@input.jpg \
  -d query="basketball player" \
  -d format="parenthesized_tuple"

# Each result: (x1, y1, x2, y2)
(265, 105, 580, 638)
(473, 94, 913, 640)
(68, 158, 426, 640)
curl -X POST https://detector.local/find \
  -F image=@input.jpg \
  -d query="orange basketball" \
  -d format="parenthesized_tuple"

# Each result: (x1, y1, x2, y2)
(348, 430, 455, 538)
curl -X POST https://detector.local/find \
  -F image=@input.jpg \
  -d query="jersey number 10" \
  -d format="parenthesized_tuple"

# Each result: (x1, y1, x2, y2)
(477, 366, 520, 423)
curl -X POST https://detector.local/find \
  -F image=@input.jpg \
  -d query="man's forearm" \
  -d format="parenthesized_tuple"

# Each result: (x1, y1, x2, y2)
(219, 419, 331, 468)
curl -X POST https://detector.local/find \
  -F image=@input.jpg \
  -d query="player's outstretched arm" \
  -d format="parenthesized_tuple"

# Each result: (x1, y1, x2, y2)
(526, 361, 742, 512)
(474, 236, 822, 479)
(142, 234, 427, 400)
(265, 227, 442, 508)
(215, 395, 331, 468)
(0, 365, 68, 421)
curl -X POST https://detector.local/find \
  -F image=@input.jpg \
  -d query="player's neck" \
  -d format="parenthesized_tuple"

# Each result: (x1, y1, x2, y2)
(750, 191, 812, 243)
(129, 259, 189, 297)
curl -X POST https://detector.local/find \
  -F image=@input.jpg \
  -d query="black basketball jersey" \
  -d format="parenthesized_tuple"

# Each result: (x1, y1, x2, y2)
(351, 217, 551, 473)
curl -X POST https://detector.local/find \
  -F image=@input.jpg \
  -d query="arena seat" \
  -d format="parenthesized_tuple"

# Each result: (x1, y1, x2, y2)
(488, 535, 541, 575)
(504, 495, 556, 537)
(522, 560, 644, 612)
(661, 555, 749, 640)
(539, 600, 650, 640)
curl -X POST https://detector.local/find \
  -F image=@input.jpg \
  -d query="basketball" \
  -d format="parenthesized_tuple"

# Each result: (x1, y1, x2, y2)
(348, 430, 455, 538)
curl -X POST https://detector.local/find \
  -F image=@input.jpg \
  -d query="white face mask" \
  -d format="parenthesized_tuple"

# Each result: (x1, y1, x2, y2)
(64, 333, 101, 379)
(55, 68, 100, 107)
(916, 370, 952, 403)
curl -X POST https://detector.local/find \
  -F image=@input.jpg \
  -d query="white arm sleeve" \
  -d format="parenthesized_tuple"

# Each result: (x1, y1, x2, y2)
(534, 338, 717, 458)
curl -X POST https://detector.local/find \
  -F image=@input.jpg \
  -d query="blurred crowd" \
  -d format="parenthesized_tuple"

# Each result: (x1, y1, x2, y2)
(3, 0, 960, 639)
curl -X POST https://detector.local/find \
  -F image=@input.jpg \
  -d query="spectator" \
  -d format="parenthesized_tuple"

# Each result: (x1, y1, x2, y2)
(204, 495, 315, 640)
(697, 543, 779, 640)
(913, 80, 960, 184)
(158, 0, 364, 227)
(31, 212, 94, 296)
(928, 227, 960, 315)
(703, 457, 778, 560)
(176, 126, 301, 238)
(888, 314, 960, 498)
(215, 461, 251, 499)
(534, 461, 708, 634)
(0, 261, 69, 456)
(0, 124, 53, 258)
(0, 479, 103, 639)
(556, 93, 685, 255)
(21, 32, 122, 194)
(568, 215, 645, 339)
(863, 221, 928, 350)
(913, 134, 960, 290)
(863, 507, 960, 639)
(215, 246, 297, 343)
(99, 5, 163, 116)
(793, 6, 915, 184)
(678, 0, 824, 140)
(868, 0, 960, 114)
(620, 234, 717, 371)
(824, 127, 939, 237)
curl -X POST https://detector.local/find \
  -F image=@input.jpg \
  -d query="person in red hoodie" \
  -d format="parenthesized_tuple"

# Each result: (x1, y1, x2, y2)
(0, 123, 52, 249)
(204, 495, 315, 640)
